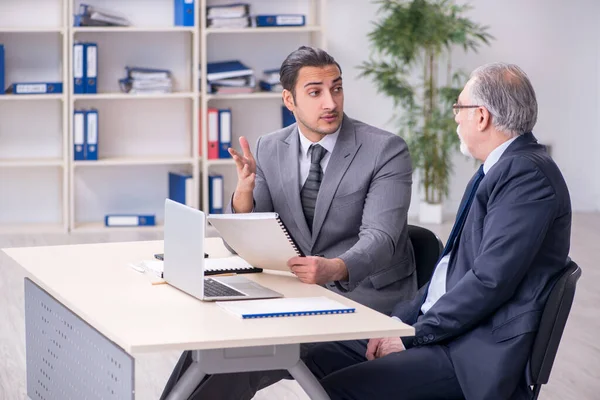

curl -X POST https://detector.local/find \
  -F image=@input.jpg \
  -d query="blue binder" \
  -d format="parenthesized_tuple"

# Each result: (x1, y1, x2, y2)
(84, 43, 97, 93)
(73, 110, 86, 161)
(282, 106, 296, 128)
(7, 82, 63, 95)
(208, 174, 224, 214)
(105, 214, 156, 227)
(174, 0, 195, 27)
(0, 44, 4, 95)
(73, 43, 85, 94)
(85, 109, 99, 160)
(168, 171, 193, 206)
(218, 109, 232, 159)
(206, 60, 253, 81)
(255, 15, 306, 27)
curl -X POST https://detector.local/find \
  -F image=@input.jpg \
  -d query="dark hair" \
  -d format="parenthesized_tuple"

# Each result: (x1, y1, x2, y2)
(280, 46, 342, 99)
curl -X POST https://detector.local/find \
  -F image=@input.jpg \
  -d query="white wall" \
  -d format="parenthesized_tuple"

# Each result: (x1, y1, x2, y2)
(327, 0, 600, 213)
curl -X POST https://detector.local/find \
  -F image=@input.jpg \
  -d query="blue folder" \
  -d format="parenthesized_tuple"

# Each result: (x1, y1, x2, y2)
(174, 0, 195, 27)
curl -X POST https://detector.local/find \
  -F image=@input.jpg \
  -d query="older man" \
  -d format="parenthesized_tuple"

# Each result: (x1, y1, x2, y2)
(305, 62, 572, 400)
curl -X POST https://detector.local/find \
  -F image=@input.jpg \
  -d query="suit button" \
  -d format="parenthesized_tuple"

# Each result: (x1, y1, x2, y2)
(422, 337, 429, 343)
(412, 339, 418, 347)
(427, 334, 434, 340)
(417, 338, 423, 345)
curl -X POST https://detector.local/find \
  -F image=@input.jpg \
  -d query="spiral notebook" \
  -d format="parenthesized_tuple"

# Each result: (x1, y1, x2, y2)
(217, 296, 356, 319)
(207, 213, 304, 272)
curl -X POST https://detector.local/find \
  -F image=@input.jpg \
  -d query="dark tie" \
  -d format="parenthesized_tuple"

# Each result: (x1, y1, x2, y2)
(301, 144, 327, 231)
(440, 165, 485, 258)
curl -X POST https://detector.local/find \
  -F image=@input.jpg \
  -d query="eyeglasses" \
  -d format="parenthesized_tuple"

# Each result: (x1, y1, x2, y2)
(452, 103, 481, 116)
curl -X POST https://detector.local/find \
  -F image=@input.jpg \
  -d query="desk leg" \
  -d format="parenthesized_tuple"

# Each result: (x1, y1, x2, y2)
(166, 344, 330, 400)
(288, 359, 331, 400)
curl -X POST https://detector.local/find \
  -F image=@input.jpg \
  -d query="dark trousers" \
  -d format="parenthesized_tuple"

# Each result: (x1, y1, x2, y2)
(160, 344, 316, 400)
(304, 340, 465, 400)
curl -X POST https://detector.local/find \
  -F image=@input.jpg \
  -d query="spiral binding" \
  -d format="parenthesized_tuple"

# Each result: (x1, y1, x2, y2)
(276, 217, 302, 256)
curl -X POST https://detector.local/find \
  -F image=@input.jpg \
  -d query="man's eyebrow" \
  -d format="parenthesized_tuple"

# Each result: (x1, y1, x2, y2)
(303, 76, 343, 88)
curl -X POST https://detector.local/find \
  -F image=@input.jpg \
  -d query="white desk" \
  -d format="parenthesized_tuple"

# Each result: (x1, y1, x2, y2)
(3, 238, 414, 400)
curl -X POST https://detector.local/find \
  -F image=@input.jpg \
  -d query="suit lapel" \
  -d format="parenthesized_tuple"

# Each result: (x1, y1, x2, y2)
(277, 129, 312, 245)
(311, 116, 361, 247)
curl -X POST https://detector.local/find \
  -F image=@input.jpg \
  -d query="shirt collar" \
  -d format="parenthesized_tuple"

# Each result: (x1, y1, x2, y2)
(483, 136, 519, 174)
(298, 123, 342, 158)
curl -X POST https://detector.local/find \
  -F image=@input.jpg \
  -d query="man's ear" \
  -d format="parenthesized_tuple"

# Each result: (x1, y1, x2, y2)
(282, 89, 295, 111)
(477, 107, 491, 132)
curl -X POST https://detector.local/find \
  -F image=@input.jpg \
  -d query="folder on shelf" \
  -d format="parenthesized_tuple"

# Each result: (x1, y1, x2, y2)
(105, 214, 156, 227)
(79, 4, 131, 27)
(85, 43, 97, 94)
(175, 0, 195, 27)
(205, 60, 253, 81)
(217, 297, 356, 319)
(206, 3, 250, 19)
(207, 16, 251, 29)
(255, 15, 306, 27)
(207, 108, 219, 159)
(0, 44, 4, 96)
(73, 110, 86, 161)
(73, 43, 85, 94)
(208, 174, 224, 214)
(169, 171, 193, 207)
(218, 109, 232, 159)
(85, 109, 99, 160)
(282, 106, 296, 128)
(5, 82, 63, 95)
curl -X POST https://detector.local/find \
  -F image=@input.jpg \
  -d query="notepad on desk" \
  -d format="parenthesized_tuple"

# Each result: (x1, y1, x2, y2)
(217, 296, 356, 319)
(139, 255, 262, 278)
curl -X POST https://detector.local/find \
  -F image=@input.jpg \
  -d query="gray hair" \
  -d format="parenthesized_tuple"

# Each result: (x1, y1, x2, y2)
(469, 62, 538, 137)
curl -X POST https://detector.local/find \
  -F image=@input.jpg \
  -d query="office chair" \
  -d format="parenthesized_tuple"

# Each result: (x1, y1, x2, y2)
(529, 259, 582, 399)
(407, 224, 444, 289)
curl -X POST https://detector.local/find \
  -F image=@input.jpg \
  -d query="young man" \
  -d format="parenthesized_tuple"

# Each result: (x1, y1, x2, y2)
(160, 46, 417, 400)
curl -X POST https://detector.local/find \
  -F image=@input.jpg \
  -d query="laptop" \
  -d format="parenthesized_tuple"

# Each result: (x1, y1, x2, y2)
(163, 199, 283, 301)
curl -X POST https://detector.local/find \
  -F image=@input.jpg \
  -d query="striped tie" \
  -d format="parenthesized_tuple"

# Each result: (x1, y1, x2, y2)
(301, 144, 327, 231)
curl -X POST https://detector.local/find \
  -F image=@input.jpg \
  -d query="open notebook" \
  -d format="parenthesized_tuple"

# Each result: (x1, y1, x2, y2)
(137, 255, 261, 278)
(217, 296, 356, 319)
(207, 213, 303, 272)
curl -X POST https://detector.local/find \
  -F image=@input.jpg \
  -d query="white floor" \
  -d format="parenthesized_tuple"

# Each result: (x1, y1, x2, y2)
(0, 213, 598, 399)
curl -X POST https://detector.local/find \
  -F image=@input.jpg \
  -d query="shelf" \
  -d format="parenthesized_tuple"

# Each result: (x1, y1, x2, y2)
(73, 157, 194, 167)
(206, 159, 235, 166)
(73, 92, 195, 101)
(0, 223, 65, 234)
(0, 94, 65, 101)
(71, 222, 164, 233)
(205, 92, 282, 101)
(0, 27, 64, 33)
(0, 158, 64, 168)
(73, 26, 195, 33)
(205, 26, 322, 35)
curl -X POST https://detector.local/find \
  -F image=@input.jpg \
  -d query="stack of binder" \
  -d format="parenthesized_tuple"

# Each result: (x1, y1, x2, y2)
(206, 3, 251, 29)
(73, 109, 99, 161)
(205, 108, 232, 159)
(74, 4, 131, 27)
(119, 67, 173, 94)
(73, 42, 98, 94)
(259, 68, 282, 92)
(204, 60, 255, 95)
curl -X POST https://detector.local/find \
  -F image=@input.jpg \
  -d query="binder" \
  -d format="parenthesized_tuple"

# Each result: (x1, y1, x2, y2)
(85, 43, 97, 93)
(85, 109, 99, 160)
(206, 60, 253, 81)
(207, 108, 219, 159)
(105, 214, 156, 227)
(282, 106, 296, 128)
(208, 174, 224, 214)
(217, 297, 356, 319)
(6, 82, 63, 95)
(206, 212, 305, 272)
(73, 110, 86, 161)
(0, 44, 4, 96)
(218, 108, 232, 158)
(168, 171, 193, 206)
(206, 3, 250, 19)
(73, 43, 85, 94)
(174, 0, 195, 27)
(255, 15, 306, 27)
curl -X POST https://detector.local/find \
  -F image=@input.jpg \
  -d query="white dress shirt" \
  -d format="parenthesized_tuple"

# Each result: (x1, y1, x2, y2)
(420, 136, 518, 315)
(298, 125, 340, 189)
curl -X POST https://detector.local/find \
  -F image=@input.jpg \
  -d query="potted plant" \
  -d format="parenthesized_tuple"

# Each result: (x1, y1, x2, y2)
(359, 0, 492, 223)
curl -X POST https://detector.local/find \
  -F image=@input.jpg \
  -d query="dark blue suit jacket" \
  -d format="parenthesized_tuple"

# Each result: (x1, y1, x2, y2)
(392, 132, 572, 400)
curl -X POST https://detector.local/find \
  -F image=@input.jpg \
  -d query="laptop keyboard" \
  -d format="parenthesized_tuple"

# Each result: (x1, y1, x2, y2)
(204, 278, 246, 297)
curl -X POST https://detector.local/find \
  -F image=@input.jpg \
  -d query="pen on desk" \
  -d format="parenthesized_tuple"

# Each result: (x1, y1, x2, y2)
(152, 281, 168, 286)
(210, 273, 236, 277)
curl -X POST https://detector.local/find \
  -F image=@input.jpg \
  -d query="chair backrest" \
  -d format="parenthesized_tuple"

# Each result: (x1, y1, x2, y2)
(529, 259, 581, 394)
(407, 224, 444, 289)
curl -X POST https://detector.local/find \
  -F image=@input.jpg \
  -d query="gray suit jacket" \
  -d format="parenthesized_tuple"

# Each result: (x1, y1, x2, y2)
(227, 114, 417, 314)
